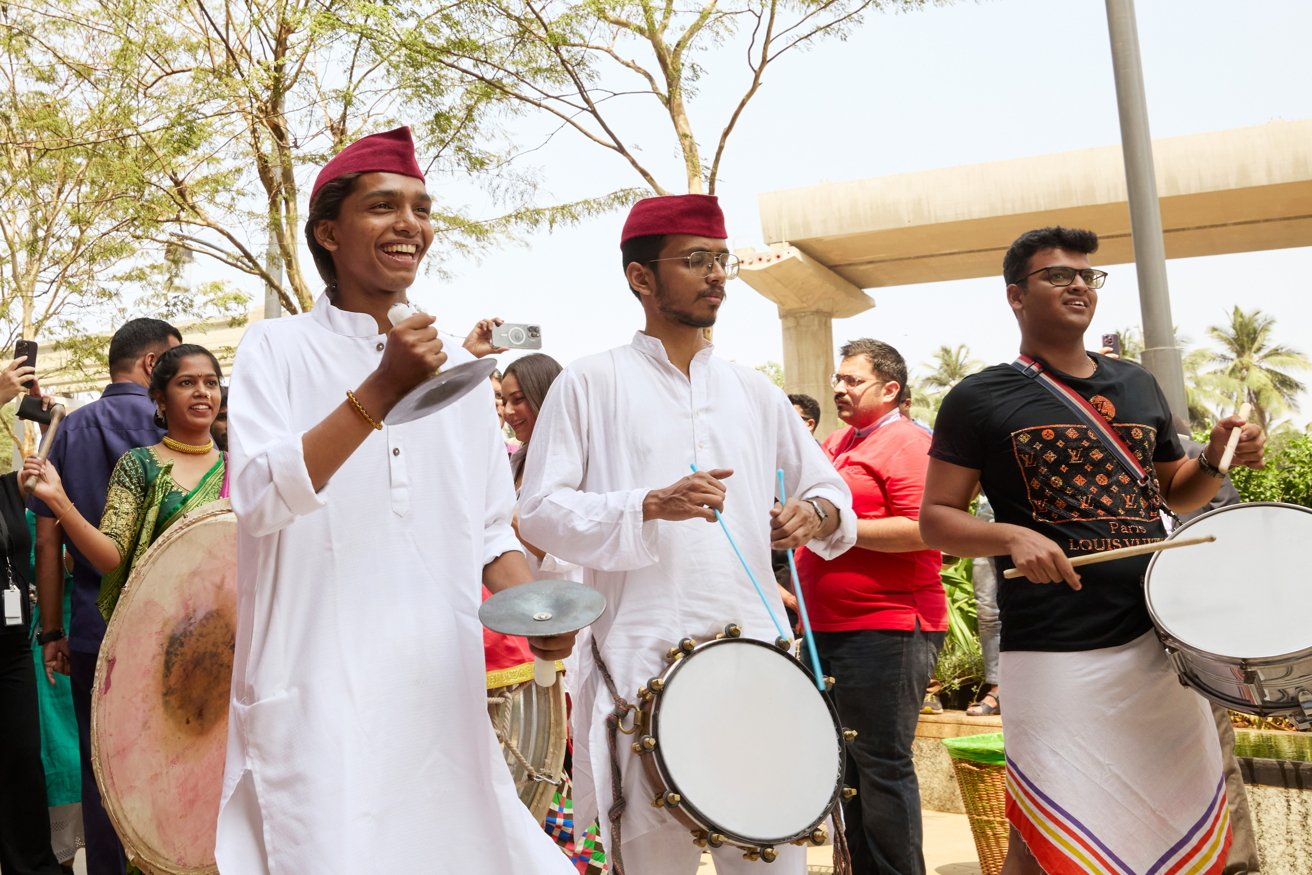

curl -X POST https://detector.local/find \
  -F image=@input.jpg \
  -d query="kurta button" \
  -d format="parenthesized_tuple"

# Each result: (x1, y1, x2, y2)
(375, 342, 385, 352)
(392, 447, 401, 456)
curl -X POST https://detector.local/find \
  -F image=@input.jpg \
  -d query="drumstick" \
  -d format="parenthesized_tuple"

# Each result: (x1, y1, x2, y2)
(690, 464, 790, 644)
(1002, 534, 1216, 579)
(776, 469, 824, 692)
(1217, 401, 1253, 475)
(24, 404, 66, 492)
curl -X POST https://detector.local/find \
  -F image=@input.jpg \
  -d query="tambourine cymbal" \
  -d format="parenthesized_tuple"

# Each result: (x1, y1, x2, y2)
(480, 580, 606, 638)
(384, 358, 498, 425)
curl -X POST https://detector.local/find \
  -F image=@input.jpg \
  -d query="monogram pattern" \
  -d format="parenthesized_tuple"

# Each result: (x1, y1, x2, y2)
(1010, 421, 1159, 526)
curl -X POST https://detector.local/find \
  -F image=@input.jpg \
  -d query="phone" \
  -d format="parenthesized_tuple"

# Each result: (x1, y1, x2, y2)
(1100, 332, 1122, 357)
(492, 323, 543, 350)
(13, 339, 37, 385)
(17, 395, 51, 425)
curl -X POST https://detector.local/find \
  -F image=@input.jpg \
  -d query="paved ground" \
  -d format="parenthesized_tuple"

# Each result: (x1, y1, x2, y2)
(59, 809, 982, 874)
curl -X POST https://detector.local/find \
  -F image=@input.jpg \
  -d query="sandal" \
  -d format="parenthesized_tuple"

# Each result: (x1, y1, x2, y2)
(966, 692, 1000, 717)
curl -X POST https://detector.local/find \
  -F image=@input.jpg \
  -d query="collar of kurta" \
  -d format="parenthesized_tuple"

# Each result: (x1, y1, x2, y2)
(631, 330, 715, 368)
(312, 292, 386, 338)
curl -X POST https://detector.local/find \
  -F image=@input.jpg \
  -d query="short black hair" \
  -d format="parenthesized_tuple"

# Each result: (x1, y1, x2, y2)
(620, 234, 667, 299)
(148, 344, 224, 401)
(787, 393, 820, 423)
(1003, 226, 1100, 285)
(305, 172, 364, 287)
(838, 338, 908, 395)
(107, 318, 182, 374)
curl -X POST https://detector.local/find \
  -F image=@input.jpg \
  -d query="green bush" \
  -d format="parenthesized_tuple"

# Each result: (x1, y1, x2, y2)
(1230, 432, 1312, 507)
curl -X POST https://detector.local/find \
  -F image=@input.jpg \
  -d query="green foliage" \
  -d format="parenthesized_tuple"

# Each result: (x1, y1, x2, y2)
(756, 361, 785, 389)
(1230, 431, 1312, 508)
(934, 556, 985, 694)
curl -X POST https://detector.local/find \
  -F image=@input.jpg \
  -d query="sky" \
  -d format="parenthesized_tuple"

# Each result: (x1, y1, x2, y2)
(203, 0, 1312, 425)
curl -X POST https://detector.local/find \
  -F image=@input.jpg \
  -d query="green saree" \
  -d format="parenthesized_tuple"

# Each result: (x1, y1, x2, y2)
(97, 447, 227, 620)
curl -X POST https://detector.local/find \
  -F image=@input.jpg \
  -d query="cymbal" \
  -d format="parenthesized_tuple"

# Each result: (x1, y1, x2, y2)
(384, 358, 498, 425)
(480, 580, 606, 638)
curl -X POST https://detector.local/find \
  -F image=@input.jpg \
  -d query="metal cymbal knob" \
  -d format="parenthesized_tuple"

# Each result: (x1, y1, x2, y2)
(691, 829, 708, 848)
(649, 677, 665, 692)
(708, 833, 725, 848)
(760, 846, 778, 862)
(664, 791, 682, 807)
(824, 675, 836, 690)
(842, 786, 858, 800)
(774, 636, 791, 651)
(810, 826, 828, 845)
(842, 728, 858, 742)
(679, 636, 696, 653)
(742, 849, 760, 861)
(724, 623, 742, 638)
(638, 735, 656, 752)
(666, 645, 683, 661)
(651, 793, 665, 808)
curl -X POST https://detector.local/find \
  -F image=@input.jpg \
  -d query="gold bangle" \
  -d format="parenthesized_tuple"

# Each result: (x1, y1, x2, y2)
(345, 389, 383, 430)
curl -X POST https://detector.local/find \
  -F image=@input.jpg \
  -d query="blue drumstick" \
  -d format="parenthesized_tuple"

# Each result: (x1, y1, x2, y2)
(689, 464, 789, 643)
(777, 469, 825, 691)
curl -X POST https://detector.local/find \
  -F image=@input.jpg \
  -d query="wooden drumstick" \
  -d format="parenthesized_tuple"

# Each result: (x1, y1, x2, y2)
(1217, 401, 1253, 475)
(1002, 534, 1216, 579)
(24, 404, 66, 492)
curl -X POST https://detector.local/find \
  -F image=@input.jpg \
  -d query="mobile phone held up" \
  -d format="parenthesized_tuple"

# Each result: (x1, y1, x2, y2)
(13, 339, 37, 387)
(1100, 332, 1122, 357)
(492, 323, 543, 350)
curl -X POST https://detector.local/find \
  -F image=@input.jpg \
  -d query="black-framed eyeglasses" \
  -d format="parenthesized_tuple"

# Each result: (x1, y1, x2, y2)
(1018, 266, 1108, 289)
(648, 250, 741, 279)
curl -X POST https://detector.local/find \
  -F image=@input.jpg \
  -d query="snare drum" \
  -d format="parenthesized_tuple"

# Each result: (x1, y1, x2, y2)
(631, 625, 847, 860)
(1145, 502, 1312, 725)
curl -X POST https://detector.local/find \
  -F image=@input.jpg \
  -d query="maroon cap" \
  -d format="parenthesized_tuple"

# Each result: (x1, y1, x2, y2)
(620, 194, 727, 246)
(310, 127, 425, 204)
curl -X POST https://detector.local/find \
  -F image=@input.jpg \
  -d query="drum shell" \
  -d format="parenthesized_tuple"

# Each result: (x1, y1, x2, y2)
(486, 676, 568, 824)
(1146, 502, 1312, 721)
(634, 636, 845, 851)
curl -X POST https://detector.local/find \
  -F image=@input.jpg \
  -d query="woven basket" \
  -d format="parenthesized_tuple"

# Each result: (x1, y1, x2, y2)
(947, 757, 1009, 875)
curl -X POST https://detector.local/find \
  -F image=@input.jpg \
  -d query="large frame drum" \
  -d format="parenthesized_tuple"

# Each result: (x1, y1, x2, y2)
(632, 626, 848, 860)
(1145, 502, 1312, 725)
(92, 500, 235, 875)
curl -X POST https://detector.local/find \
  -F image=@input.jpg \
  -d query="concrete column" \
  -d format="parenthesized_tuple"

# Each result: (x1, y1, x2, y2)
(780, 309, 838, 438)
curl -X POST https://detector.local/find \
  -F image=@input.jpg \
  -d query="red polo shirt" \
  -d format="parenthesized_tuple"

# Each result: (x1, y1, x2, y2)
(795, 417, 946, 632)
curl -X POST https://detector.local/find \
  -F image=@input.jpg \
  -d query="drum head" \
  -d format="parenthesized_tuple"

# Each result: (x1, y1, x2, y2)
(1147, 502, 1312, 660)
(652, 638, 842, 844)
(93, 501, 235, 875)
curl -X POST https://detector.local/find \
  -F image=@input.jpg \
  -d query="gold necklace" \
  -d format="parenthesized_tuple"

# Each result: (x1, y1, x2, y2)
(162, 434, 214, 455)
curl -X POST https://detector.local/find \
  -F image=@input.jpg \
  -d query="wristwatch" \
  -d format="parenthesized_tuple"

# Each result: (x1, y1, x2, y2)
(36, 627, 65, 645)
(804, 497, 829, 526)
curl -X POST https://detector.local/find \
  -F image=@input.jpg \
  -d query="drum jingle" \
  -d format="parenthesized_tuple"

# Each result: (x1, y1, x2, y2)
(92, 500, 235, 875)
(630, 624, 853, 861)
(1146, 502, 1312, 726)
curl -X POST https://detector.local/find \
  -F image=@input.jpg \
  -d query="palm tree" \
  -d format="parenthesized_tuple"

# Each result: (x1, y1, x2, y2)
(1203, 307, 1311, 431)
(921, 345, 985, 391)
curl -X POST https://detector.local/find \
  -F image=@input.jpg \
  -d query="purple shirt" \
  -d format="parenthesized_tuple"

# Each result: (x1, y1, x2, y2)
(29, 382, 162, 652)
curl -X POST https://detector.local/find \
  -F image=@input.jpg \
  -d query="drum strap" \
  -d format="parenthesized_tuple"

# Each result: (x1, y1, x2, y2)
(591, 636, 633, 875)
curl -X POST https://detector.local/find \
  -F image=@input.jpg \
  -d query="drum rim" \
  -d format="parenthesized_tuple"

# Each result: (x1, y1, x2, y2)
(1145, 501, 1312, 664)
(647, 635, 845, 847)
(91, 499, 233, 875)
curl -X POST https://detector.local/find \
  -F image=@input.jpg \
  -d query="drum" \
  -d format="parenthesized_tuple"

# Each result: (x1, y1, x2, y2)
(92, 500, 235, 875)
(632, 626, 847, 860)
(1145, 502, 1312, 725)
(487, 677, 568, 823)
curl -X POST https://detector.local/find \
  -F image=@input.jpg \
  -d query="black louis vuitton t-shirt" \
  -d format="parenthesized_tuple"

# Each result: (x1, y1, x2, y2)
(930, 354, 1184, 652)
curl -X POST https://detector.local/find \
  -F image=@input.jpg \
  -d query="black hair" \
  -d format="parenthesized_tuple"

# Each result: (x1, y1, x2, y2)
(505, 353, 564, 481)
(148, 344, 224, 402)
(304, 172, 364, 287)
(620, 234, 667, 299)
(787, 393, 820, 424)
(1002, 226, 1100, 286)
(838, 338, 908, 396)
(107, 318, 182, 374)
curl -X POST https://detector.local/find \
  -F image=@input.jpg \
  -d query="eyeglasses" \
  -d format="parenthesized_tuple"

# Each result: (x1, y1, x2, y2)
(648, 250, 741, 279)
(1017, 266, 1108, 289)
(831, 373, 879, 390)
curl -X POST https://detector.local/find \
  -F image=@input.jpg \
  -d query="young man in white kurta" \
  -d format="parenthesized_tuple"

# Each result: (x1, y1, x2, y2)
(216, 127, 576, 874)
(519, 194, 856, 875)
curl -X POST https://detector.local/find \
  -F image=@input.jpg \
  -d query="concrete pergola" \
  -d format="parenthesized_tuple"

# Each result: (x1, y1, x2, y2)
(737, 119, 1312, 436)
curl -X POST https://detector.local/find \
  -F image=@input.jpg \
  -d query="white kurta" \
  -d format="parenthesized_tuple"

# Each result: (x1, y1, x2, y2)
(216, 296, 574, 874)
(517, 332, 856, 858)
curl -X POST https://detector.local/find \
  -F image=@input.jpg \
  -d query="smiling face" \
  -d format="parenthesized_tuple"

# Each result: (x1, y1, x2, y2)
(629, 234, 729, 330)
(1007, 246, 1098, 342)
(313, 171, 433, 301)
(159, 354, 222, 433)
(501, 373, 536, 444)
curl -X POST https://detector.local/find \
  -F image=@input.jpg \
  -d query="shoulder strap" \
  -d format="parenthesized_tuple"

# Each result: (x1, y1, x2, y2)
(1010, 354, 1148, 485)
